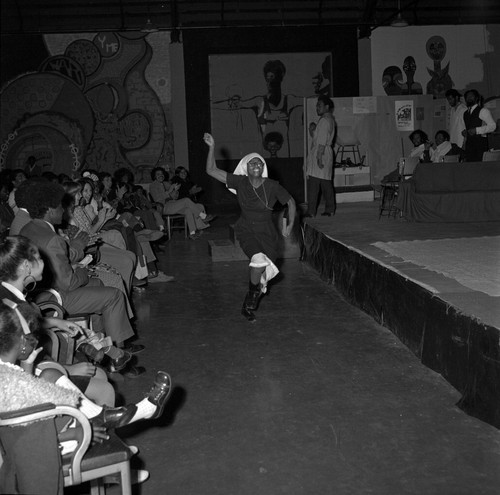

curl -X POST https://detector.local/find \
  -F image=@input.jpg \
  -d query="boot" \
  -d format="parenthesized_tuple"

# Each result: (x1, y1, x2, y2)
(243, 282, 261, 311)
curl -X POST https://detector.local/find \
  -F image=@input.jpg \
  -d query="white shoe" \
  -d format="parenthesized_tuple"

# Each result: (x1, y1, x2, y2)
(149, 271, 175, 283)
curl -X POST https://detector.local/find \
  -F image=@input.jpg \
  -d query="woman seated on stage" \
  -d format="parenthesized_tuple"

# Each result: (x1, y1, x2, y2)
(149, 167, 215, 240)
(421, 130, 464, 163)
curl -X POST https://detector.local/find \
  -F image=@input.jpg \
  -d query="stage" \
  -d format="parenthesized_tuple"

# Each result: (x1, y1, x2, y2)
(302, 201, 500, 428)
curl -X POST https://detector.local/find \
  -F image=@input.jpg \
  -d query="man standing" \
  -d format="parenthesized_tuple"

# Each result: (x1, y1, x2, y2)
(462, 89, 496, 162)
(305, 95, 336, 217)
(445, 89, 467, 149)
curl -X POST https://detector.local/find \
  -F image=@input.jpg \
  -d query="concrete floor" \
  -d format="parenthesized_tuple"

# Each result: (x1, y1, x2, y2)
(108, 213, 500, 495)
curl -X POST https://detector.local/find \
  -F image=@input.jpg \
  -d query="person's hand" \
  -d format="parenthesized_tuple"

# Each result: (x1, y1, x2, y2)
(467, 128, 477, 136)
(104, 207, 116, 220)
(282, 223, 293, 238)
(317, 159, 324, 169)
(116, 184, 127, 199)
(21, 346, 43, 366)
(49, 318, 82, 337)
(73, 230, 90, 247)
(171, 189, 179, 200)
(203, 133, 215, 147)
(91, 424, 109, 445)
(66, 362, 97, 377)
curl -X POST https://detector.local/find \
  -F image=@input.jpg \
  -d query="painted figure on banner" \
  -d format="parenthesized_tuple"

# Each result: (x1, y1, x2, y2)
(212, 59, 303, 158)
(401, 56, 423, 95)
(382, 66, 404, 95)
(425, 35, 453, 98)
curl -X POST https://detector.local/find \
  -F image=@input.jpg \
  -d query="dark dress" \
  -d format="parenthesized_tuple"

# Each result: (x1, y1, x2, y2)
(226, 174, 291, 262)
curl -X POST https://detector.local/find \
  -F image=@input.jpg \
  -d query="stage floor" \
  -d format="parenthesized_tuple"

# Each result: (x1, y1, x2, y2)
(303, 201, 500, 330)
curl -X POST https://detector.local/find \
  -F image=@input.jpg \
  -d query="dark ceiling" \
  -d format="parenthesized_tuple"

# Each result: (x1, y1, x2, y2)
(1, 0, 500, 39)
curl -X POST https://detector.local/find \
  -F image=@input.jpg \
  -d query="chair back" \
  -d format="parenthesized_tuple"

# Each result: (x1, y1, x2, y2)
(402, 156, 420, 178)
(442, 154, 461, 163)
(336, 126, 360, 146)
(482, 150, 500, 162)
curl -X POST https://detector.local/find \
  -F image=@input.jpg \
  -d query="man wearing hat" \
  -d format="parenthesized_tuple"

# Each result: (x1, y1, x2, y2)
(446, 89, 467, 149)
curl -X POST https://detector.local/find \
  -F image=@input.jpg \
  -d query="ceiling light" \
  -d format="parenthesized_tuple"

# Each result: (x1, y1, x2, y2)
(391, 1, 409, 27)
(141, 19, 159, 33)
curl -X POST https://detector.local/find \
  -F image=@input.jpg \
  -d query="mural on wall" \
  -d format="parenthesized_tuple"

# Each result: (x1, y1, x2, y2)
(425, 35, 453, 98)
(372, 25, 500, 100)
(0, 31, 173, 181)
(209, 52, 332, 160)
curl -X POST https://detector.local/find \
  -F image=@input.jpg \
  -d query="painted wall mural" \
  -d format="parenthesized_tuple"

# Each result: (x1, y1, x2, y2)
(372, 25, 500, 100)
(209, 52, 332, 160)
(0, 31, 173, 182)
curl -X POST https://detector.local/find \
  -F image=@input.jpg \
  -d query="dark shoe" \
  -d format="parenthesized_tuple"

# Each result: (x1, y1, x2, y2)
(204, 214, 217, 223)
(243, 289, 261, 311)
(321, 212, 333, 217)
(122, 365, 146, 378)
(108, 351, 133, 372)
(146, 371, 172, 419)
(122, 343, 145, 354)
(92, 404, 138, 429)
(78, 343, 106, 364)
(132, 277, 147, 287)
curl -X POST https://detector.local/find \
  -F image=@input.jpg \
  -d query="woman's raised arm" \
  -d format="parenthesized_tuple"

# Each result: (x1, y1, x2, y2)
(203, 133, 227, 184)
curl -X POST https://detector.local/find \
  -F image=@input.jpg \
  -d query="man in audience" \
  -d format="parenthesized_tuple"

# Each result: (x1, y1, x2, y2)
(445, 89, 467, 149)
(19, 181, 145, 364)
(462, 89, 496, 162)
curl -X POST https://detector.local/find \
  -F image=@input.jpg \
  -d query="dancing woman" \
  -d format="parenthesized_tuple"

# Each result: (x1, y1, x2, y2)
(203, 133, 296, 321)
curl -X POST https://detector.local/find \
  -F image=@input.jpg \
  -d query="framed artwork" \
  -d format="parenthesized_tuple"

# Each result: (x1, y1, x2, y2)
(209, 52, 332, 160)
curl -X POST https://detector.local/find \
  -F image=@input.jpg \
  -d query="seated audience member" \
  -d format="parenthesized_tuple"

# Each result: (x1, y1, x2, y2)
(86, 179, 172, 283)
(0, 300, 171, 493)
(41, 171, 59, 183)
(408, 130, 429, 161)
(17, 180, 145, 360)
(7, 169, 27, 213)
(171, 166, 203, 201)
(8, 177, 48, 235)
(0, 181, 14, 234)
(421, 130, 464, 163)
(24, 155, 43, 177)
(0, 235, 126, 398)
(149, 167, 214, 240)
(462, 89, 497, 162)
(60, 186, 135, 318)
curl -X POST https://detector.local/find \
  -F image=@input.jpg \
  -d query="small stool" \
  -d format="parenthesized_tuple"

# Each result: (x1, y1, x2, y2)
(378, 182, 399, 219)
(164, 214, 188, 239)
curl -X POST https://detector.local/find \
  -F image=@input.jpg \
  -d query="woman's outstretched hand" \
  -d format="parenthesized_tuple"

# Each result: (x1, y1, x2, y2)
(203, 133, 215, 147)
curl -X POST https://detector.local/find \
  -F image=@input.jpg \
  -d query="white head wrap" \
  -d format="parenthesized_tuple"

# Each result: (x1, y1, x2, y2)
(227, 152, 269, 194)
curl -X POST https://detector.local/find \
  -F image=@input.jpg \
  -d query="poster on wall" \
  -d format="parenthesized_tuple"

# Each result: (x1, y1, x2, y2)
(395, 100, 414, 131)
(209, 52, 332, 160)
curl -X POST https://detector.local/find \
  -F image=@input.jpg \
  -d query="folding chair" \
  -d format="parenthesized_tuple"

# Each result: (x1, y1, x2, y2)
(0, 403, 133, 495)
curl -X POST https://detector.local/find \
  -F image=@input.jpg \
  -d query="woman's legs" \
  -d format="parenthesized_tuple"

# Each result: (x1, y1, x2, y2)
(163, 200, 197, 234)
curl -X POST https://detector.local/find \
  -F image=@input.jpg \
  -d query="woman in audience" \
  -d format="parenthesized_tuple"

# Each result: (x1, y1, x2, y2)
(149, 167, 214, 240)
(171, 166, 203, 201)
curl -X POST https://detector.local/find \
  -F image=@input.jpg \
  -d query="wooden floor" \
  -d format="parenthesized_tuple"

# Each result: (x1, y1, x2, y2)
(303, 201, 500, 329)
(84, 208, 500, 495)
